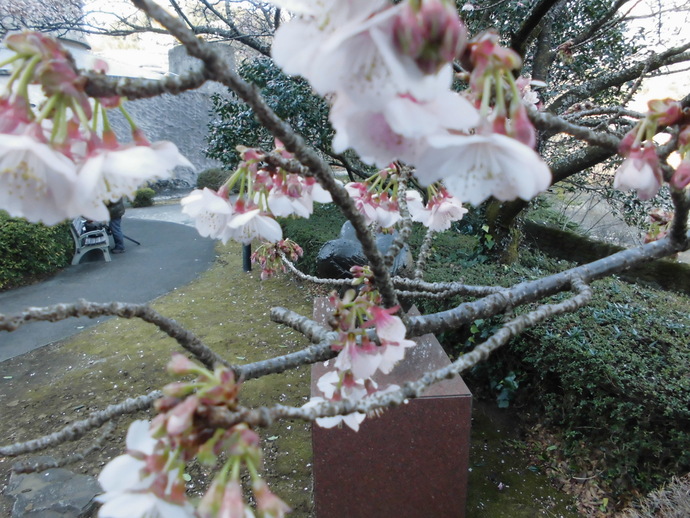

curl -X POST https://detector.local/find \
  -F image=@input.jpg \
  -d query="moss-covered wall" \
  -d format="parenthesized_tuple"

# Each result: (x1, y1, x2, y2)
(524, 221, 690, 295)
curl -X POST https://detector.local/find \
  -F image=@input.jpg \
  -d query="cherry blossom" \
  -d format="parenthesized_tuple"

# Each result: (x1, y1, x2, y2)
(0, 128, 77, 224)
(225, 201, 283, 245)
(97, 420, 194, 518)
(671, 157, 690, 190)
(406, 188, 467, 231)
(613, 144, 663, 200)
(71, 138, 191, 221)
(333, 332, 383, 380)
(415, 131, 551, 205)
(331, 89, 479, 166)
(271, 0, 453, 107)
(251, 239, 304, 280)
(305, 396, 368, 431)
(367, 305, 417, 374)
(181, 187, 234, 241)
(266, 174, 332, 218)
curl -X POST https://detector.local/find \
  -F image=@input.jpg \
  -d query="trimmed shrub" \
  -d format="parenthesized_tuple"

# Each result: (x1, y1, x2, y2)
(132, 188, 156, 208)
(420, 239, 690, 495)
(0, 212, 72, 290)
(196, 168, 231, 191)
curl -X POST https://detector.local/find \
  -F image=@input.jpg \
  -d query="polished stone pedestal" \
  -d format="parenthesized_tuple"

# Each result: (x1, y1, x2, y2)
(311, 298, 472, 517)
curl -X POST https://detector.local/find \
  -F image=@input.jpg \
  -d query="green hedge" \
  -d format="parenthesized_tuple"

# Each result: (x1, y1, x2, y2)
(0, 212, 72, 290)
(510, 279, 690, 493)
(422, 244, 690, 495)
(132, 188, 156, 208)
(196, 168, 231, 192)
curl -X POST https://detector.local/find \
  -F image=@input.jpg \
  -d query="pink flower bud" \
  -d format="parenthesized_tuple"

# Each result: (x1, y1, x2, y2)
(253, 479, 292, 517)
(393, 0, 467, 74)
(670, 158, 690, 190)
(392, 4, 425, 57)
(167, 353, 198, 375)
(510, 103, 537, 149)
(647, 98, 683, 126)
(131, 128, 151, 146)
(618, 129, 637, 156)
(166, 395, 199, 436)
(678, 125, 690, 149)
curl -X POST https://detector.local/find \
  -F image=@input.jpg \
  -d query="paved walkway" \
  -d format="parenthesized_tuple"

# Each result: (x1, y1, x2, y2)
(0, 204, 215, 362)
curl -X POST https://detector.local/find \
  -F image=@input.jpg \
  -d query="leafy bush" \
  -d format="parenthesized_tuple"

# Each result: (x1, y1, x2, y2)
(206, 56, 333, 169)
(196, 168, 231, 191)
(510, 280, 690, 493)
(0, 212, 72, 290)
(132, 188, 156, 208)
(418, 237, 690, 495)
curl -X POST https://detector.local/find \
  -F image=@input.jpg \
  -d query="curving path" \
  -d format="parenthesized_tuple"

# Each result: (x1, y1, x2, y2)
(0, 207, 215, 362)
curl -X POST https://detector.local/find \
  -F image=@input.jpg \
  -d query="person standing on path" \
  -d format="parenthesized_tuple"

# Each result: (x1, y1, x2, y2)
(107, 198, 126, 254)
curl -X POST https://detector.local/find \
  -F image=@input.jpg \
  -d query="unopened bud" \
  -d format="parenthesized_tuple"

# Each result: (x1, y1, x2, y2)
(671, 158, 690, 190)
(647, 98, 683, 126)
(393, 0, 467, 74)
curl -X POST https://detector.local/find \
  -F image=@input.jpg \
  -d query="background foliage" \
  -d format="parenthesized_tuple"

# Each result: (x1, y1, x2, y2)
(206, 56, 334, 170)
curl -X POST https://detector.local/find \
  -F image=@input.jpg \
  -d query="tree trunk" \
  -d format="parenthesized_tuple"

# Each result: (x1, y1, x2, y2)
(485, 198, 529, 264)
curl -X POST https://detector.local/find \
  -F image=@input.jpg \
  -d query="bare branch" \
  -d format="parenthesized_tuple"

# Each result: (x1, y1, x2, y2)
(0, 300, 229, 370)
(204, 277, 594, 429)
(11, 421, 117, 474)
(0, 391, 160, 457)
(130, 0, 401, 311)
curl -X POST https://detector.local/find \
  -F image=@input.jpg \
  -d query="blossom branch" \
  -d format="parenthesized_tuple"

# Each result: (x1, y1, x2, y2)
(529, 106, 621, 150)
(406, 231, 688, 336)
(83, 68, 210, 100)
(392, 277, 507, 297)
(547, 43, 690, 113)
(0, 300, 229, 370)
(414, 228, 436, 280)
(205, 277, 593, 429)
(279, 253, 353, 286)
(269, 306, 331, 343)
(236, 338, 336, 381)
(384, 171, 411, 268)
(130, 0, 401, 311)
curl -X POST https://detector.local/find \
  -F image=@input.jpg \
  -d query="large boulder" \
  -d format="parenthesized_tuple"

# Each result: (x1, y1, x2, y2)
(4, 457, 102, 517)
(316, 222, 410, 279)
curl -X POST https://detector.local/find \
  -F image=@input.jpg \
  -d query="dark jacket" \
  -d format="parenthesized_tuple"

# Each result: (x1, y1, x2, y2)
(107, 199, 126, 220)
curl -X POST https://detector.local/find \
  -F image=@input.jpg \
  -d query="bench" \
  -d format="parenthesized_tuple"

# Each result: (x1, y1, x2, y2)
(69, 217, 111, 265)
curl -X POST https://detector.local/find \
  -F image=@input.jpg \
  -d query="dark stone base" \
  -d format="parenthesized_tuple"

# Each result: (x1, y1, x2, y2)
(310, 299, 472, 517)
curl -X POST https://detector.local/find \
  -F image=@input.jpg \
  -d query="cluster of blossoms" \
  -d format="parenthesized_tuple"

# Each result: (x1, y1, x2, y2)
(267, 0, 551, 206)
(181, 142, 331, 245)
(613, 98, 690, 200)
(406, 183, 468, 231)
(0, 32, 191, 225)
(345, 164, 468, 231)
(98, 354, 289, 518)
(251, 239, 303, 279)
(304, 270, 416, 431)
